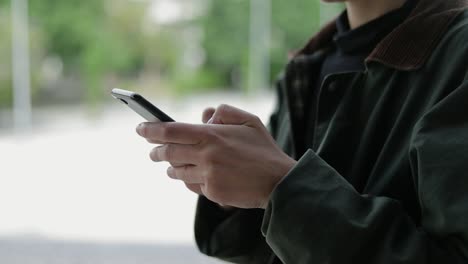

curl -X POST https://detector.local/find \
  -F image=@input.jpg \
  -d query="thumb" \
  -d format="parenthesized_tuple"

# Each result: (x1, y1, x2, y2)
(210, 104, 260, 127)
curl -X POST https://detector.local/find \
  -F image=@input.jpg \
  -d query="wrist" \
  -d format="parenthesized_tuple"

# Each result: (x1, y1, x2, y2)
(260, 158, 297, 209)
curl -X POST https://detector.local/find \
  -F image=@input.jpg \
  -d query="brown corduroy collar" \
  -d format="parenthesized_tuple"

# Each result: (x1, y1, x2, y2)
(297, 0, 468, 71)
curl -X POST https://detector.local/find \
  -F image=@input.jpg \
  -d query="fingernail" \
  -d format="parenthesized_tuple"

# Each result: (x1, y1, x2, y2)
(136, 123, 145, 135)
(167, 167, 175, 178)
(150, 148, 157, 161)
(207, 117, 213, 124)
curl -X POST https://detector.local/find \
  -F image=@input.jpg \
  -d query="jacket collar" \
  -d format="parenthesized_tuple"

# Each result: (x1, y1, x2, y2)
(296, 0, 468, 71)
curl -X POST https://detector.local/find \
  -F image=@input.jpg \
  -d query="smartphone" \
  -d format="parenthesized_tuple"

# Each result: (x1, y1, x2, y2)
(111, 88, 175, 122)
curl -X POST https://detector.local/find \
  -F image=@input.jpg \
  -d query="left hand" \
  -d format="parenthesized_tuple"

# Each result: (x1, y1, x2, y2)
(136, 104, 297, 209)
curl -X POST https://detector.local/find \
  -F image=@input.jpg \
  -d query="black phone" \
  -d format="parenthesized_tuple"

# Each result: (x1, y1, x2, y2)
(111, 88, 175, 122)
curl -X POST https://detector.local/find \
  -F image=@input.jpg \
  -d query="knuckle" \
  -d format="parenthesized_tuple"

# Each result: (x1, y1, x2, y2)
(163, 144, 174, 161)
(160, 124, 172, 140)
(181, 165, 190, 180)
(161, 123, 176, 140)
(217, 103, 229, 110)
(217, 104, 230, 114)
(150, 145, 172, 162)
(252, 115, 262, 124)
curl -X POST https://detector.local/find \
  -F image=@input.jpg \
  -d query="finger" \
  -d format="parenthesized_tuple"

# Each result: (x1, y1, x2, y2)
(137, 122, 204, 144)
(210, 104, 260, 127)
(150, 144, 200, 164)
(167, 166, 204, 184)
(185, 183, 203, 195)
(202, 107, 216, 124)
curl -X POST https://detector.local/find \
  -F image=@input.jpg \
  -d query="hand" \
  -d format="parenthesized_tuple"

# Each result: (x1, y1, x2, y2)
(136, 104, 297, 209)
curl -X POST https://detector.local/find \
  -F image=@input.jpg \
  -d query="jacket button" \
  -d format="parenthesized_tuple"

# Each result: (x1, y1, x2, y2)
(293, 79, 302, 91)
(328, 81, 339, 92)
(293, 78, 309, 91)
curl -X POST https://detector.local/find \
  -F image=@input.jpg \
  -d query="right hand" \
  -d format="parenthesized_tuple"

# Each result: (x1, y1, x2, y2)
(181, 107, 216, 195)
(180, 106, 235, 211)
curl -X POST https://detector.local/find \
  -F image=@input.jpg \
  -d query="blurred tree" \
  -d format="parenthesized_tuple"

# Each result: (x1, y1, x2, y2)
(197, 0, 343, 91)
(198, 0, 250, 90)
(270, 0, 323, 81)
(0, 1, 43, 109)
(0, 0, 343, 108)
(0, 0, 162, 108)
(0, 5, 12, 108)
(28, 0, 147, 107)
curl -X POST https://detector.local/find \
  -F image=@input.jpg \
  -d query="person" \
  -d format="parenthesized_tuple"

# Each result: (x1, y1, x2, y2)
(136, 0, 468, 262)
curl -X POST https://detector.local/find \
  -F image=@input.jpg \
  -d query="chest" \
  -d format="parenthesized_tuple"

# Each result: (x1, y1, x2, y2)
(274, 67, 441, 221)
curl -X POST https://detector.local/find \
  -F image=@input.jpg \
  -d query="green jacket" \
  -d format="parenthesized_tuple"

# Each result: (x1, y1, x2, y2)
(195, 0, 468, 263)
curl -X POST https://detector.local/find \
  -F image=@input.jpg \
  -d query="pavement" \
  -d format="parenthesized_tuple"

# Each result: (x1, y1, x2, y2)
(0, 236, 223, 264)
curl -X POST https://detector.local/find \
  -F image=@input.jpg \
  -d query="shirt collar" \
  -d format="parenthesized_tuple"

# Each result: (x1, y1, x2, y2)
(295, 0, 468, 71)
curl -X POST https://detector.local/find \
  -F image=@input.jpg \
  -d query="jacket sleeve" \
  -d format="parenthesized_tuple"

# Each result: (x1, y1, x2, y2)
(194, 197, 275, 263)
(194, 79, 287, 264)
(261, 80, 468, 263)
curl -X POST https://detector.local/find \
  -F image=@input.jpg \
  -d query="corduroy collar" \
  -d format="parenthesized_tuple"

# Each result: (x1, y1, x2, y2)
(296, 0, 468, 71)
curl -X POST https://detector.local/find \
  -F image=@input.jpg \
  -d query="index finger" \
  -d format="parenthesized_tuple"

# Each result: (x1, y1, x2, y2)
(136, 122, 204, 144)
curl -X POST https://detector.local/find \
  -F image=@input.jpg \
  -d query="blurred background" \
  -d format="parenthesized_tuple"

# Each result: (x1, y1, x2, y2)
(0, 0, 342, 263)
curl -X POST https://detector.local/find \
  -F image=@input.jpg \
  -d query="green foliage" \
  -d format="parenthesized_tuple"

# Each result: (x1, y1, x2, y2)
(0, 6, 12, 108)
(199, 0, 250, 82)
(173, 68, 224, 95)
(270, 1, 322, 80)
(196, 0, 343, 91)
(0, 0, 344, 107)
(0, 78, 12, 108)
(27, 0, 147, 106)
